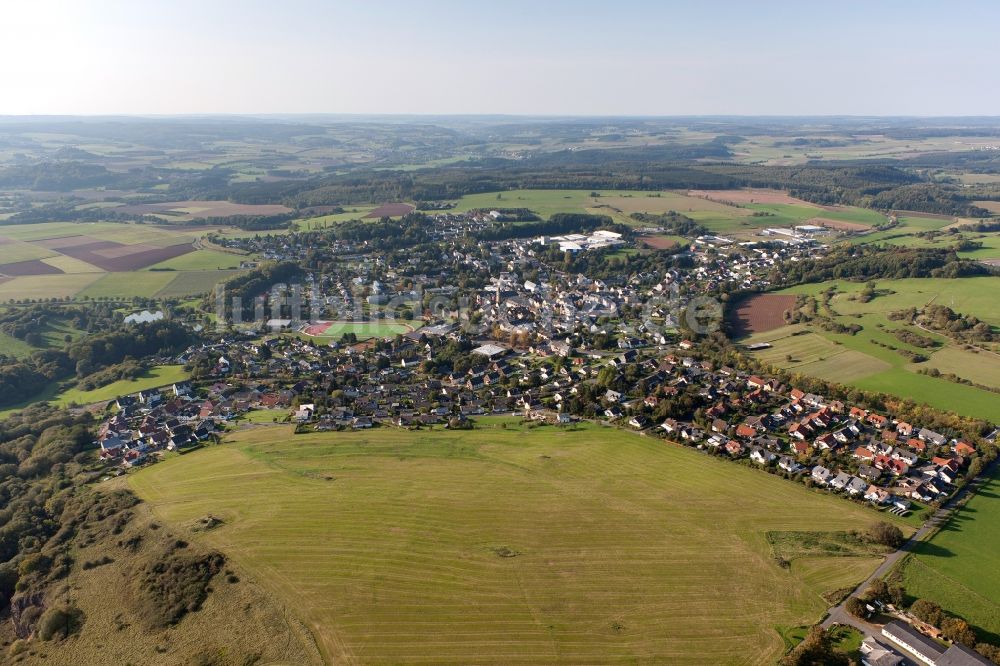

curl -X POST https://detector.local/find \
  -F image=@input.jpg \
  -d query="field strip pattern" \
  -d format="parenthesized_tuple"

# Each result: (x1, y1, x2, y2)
(131, 425, 890, 664)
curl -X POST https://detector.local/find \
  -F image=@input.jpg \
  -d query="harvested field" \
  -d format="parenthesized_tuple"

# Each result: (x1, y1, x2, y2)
(729, 293, 798, 336)
(41, 255, 104, 273)
(57, 240, 193, 271)
(91, 242, 160, 258)
(974, 201, 1000, 214)
(364, 203, 415, 218)
(112, 200, 292, 220)
(50, 239, 121, 253)
(893, 210, 955, 220)
(806, 217, 872, 231)
(688, 189, 816, 206)
(32, 234, 100, 249)
(639, 234, 684, 250)
(0, 259, 64, 276)
(98, 244, 195, 272)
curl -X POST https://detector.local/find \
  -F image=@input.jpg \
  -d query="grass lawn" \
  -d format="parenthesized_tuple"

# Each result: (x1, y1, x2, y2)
(743, 277, 1000, 421)
(130, 420, 902, 665)
(0, 364, 191, 420)
(232, 408, 291, 425)
(154, 269, 245, 298)
(0, 310, 86, 358)
(57, 365, 189, 407)
(898, 465, 1000, 642)
(146, 248, 242, 271)
(0, 330, 36, 357)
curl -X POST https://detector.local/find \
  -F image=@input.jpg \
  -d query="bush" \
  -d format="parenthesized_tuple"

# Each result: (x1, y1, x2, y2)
(779, 626, 850, 666)
(867, 521, 905, 548)
(845, 596, 868, 618)
(132, 550, 225, 628)
(911, 598, 945, 627)
(941, 616, 977, 647)
(36, 605, 85, 641)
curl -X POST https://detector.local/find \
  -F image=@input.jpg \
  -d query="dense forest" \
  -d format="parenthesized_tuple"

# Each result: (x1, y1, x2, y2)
(769, 246, 991, 285)
(210, 261, 305, 322)
(251, 157, 998, 218)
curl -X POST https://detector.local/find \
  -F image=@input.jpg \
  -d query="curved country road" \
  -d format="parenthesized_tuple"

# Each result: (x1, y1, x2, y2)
(821, 459, 997, 635)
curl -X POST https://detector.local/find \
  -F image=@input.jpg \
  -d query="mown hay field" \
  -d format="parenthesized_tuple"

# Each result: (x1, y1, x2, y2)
(131, 420, 898, 665)
(899, 466, 1000, 642)
(741, 277, 1000, 421)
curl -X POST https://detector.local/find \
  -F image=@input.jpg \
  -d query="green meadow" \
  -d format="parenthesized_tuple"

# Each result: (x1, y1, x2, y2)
(899, 466, 1000, 642)
(0, 364, 189, 420)
(131, 420, 902, 665)
(744, 277, 1000, 421)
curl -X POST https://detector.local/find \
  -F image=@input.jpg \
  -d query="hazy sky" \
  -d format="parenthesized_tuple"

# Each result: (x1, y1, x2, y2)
(2, 0, 998, 116)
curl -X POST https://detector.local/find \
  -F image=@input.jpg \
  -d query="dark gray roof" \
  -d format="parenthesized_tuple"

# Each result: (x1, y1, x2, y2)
(882, 620, 945, 659)
(936, 644, 995, 666)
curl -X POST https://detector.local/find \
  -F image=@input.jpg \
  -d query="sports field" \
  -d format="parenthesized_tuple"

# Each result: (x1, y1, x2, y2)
(742, 277, 1000, 421)
(899, 465, 1000, 641)
(300, 320, 418, 340)
(130, 420, 900, 665)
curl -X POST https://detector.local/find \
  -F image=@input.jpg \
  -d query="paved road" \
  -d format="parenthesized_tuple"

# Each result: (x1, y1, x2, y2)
(821, 459, 997, 634)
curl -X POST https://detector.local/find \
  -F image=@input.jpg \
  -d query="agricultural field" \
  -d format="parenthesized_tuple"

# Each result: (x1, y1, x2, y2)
(741, 277, 1000, 421)
(365, 202, 415, 217)
(154, 269, 245, 298)
(145, 248, 243, 271)
(898, 466, 1000, 642)
(78, 271, 179, 299)
(637, 234, 688, 250)
(726, 134, 1000, 166)
(727, 293, 799, 336)
(0, 222, 249, 299)
(0, 273, 103, 300)
(130, 420, 903, 665)
(109, 200, 292, 221)
(850, 215, 960, 247)
(445, 188, 882, 237)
